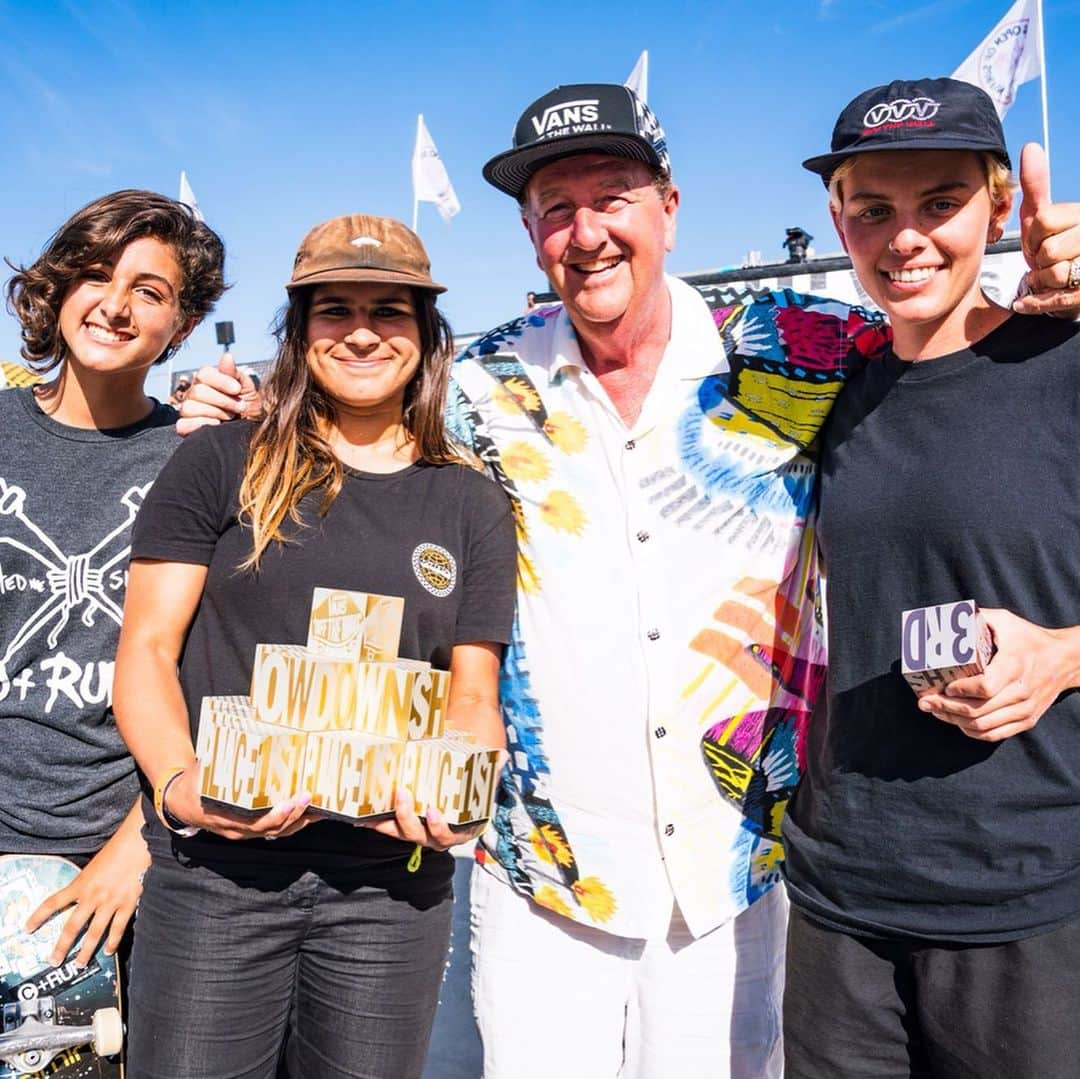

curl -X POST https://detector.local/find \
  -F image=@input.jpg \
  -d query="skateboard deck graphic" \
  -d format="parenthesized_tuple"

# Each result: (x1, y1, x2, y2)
(0, 856, 123, 1078)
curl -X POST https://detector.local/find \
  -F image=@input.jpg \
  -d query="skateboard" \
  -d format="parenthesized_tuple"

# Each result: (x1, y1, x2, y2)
(0, 856, 123, 1078)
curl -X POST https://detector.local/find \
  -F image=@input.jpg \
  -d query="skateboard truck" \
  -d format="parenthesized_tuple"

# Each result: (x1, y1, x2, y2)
(1, 986, 122, 1075)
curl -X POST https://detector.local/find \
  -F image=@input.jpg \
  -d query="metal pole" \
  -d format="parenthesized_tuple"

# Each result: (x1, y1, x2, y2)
(1037, 0, 1051, 195)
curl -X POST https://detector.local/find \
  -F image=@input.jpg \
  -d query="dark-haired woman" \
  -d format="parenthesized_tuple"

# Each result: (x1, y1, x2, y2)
(0, 190, 225, 970)
(114, 214, 516, 1078)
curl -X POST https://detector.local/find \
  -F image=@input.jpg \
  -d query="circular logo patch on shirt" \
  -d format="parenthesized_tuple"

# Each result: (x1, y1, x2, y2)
(412, 543, 457, 597)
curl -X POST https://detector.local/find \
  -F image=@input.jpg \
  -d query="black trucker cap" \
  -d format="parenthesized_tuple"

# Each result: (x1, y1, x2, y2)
(802, 77, 1010, 184)
(483, 82, 671, 199)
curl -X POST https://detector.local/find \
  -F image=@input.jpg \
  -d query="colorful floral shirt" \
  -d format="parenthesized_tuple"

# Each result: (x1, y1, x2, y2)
(447, 276, 888, 939)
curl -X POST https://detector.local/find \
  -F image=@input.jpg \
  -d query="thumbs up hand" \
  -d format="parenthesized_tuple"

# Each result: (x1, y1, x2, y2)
(217, 351, 262, 419)
(176, 349, 264, 436)
(1013, 142, 1080, 316)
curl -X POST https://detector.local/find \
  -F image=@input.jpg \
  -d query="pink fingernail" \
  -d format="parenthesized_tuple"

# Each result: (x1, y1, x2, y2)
(427, 807, 443, 825)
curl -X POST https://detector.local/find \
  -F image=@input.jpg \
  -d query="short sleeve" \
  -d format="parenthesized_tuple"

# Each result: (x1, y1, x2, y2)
(454, 472, 517, 646)
(445, 374, 480, 455)
(131, 422, 249, 565)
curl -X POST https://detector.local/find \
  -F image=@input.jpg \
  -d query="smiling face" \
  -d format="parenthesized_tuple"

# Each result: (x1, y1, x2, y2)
(57, 236, 191, 380)
(830, 150, 1012, 359)
(521, 153, 678, 333)
(305, 281, 422, 418)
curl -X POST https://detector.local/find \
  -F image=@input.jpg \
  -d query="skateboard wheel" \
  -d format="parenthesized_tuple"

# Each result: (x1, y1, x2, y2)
(92, 1007, 124, 1057)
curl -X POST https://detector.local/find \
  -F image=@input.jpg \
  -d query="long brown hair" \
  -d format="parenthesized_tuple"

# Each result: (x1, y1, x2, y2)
(239, 285, 459, 568)
(6, 189, 226, 374)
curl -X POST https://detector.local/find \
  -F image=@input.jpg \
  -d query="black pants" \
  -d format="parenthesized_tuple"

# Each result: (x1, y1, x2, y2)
(126, 833, 453, 1079)
(784, 904, 1080, 1079)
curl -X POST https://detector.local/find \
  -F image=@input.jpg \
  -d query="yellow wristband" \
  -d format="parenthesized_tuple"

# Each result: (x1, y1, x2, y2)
(153, 766, 199, 836)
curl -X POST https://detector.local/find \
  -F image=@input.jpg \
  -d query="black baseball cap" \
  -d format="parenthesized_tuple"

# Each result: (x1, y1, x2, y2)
(802, 77, 1011, 184)
(483, 83, 671, 200)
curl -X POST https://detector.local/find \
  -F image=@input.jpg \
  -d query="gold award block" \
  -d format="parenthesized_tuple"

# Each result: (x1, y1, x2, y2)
(407, 669, 450, 741)
(362, 661, 421, 740)
(250, 644, 443, 739)
(197, 697, 306, 810)
(299, 732, 403, 820)
(250, 644, 359, 731)
(200, 588, 468, 821)
(457, 747, 501, 825)
(307, 588, 404, 662)
(399, 739, 501, 826)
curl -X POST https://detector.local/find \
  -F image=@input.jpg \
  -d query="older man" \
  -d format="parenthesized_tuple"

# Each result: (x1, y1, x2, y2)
(181, 83, 1080, 1077)
(433, 81, 884, 1077)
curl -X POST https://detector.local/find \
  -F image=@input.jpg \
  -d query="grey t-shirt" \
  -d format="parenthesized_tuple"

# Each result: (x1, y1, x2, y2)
(0, 387, 179, 853)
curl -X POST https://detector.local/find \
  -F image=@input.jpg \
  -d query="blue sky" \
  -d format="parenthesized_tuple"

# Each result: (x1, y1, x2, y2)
(2, 0, 1078, 401)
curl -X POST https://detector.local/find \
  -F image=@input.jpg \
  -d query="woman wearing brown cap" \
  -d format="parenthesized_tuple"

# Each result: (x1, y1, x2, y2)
(114, 215, 516, 1077)
(783, 78, 1080, 1077)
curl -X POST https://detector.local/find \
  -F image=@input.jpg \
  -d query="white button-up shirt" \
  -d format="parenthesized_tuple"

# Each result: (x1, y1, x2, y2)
(448, 276, 884, 939)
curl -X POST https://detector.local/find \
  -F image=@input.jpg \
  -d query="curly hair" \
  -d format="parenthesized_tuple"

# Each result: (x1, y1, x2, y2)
(6, 189, 227, 373)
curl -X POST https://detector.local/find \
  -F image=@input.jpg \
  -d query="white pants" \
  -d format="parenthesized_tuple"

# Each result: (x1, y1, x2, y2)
(469, 864, 786, 1078)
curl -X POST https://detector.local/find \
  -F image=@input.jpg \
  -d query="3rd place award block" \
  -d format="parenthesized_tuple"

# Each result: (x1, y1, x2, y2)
(900, 598, 995, 693)
(197, 588, 500, 826)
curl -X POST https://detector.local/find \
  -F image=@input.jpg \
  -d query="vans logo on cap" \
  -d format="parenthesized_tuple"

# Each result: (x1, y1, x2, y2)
(531, 98, 602, 138)
(351, 236, 382, 248)
(863, 97, 941, 128)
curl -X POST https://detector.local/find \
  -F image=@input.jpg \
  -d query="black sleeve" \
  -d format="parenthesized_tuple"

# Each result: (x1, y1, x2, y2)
(454, 473, 517, 646)
(131, 422, 249, 564)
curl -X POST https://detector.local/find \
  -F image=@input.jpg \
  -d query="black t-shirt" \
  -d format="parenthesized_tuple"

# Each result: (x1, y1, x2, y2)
(131, 420, 517, 877)
(783, 314, 1080, 943)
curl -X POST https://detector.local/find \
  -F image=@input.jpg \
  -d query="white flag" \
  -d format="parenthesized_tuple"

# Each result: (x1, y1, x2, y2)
(412, 115, 460, 223)
(178, 171, 204, 222)
(625, 50, 648, 103)
(952, 0, 1042, 118)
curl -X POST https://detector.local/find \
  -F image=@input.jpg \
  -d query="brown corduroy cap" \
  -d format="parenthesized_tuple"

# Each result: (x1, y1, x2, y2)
(286, 214, 446, 293)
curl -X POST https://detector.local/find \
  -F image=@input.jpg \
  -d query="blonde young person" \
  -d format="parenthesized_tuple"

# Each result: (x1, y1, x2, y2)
(783, 78, 1080, 1078)
(0, 190, 223, 973)
(113, 215, 516, 1079)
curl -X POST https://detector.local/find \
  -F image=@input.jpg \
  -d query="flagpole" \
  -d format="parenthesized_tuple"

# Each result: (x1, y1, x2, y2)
(412, 114, 422, 233)
(1036, 0, 1051, 191)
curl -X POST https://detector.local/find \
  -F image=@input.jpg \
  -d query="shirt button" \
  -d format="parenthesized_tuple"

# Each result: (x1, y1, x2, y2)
(636, 530, 650, 543)
(664, 824, 675, 837)
(625, 439, 636, 451)
(654, 726, 666, 738)
(647, 629, 660, 641)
